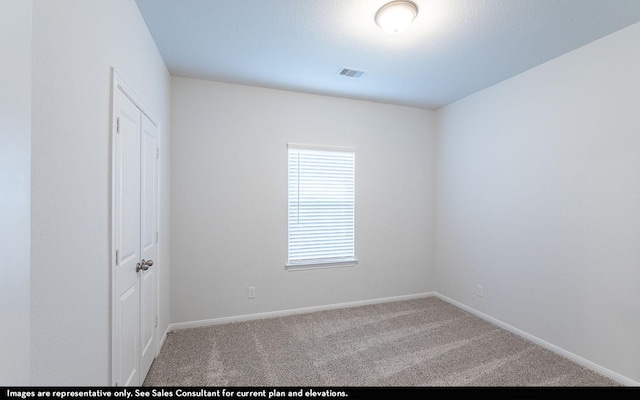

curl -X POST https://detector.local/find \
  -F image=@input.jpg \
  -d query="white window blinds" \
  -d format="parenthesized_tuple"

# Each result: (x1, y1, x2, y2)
(287, 145, 357, 269)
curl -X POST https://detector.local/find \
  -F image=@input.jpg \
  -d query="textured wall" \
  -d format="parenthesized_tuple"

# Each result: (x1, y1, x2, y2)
(0, 0, 32, 385)
(436, 22, 640, 384)
(31, 0, 170, 385)
(170, 77, 435, 324)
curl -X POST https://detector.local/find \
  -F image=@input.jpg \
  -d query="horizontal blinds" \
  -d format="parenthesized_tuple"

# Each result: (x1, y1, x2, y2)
(288, 147, 355, 264)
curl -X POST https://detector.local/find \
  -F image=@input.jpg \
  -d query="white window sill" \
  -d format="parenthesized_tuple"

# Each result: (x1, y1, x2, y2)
(286, 258, 358, 271)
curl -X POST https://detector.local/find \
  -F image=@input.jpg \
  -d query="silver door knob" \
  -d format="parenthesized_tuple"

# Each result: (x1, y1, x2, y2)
(136, 259, 153, 272)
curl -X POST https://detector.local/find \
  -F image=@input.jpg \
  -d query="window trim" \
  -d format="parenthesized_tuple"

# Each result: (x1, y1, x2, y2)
(286, 258, 358, 271)
(286, 143, 358, 271)
(287, 143, 356, 153)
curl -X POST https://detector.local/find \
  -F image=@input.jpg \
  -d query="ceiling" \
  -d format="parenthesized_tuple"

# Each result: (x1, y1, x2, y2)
(135, 0, 640, 110)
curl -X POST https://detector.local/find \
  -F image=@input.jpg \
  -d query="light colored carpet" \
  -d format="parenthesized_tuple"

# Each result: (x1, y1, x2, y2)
(143, 297, 619, 386)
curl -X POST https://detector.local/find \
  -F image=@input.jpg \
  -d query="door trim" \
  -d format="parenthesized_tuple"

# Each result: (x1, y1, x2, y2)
(110, 67, 161, 386)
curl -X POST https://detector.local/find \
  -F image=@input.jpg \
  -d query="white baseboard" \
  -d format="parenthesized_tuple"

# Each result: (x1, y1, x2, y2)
(168, 292, 435, 331)
(158, 325, 169, 352)
(434, 292, 639, 387)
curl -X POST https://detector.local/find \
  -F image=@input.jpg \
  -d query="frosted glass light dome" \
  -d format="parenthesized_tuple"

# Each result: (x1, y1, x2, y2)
(375, 1, 418, 34)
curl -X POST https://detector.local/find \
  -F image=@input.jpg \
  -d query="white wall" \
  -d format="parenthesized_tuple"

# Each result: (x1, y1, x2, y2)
(435, 21, 640, 384)
(0, 0, 32, 385)
(31, 0, 170, 385)
(170, 78, 435, 324)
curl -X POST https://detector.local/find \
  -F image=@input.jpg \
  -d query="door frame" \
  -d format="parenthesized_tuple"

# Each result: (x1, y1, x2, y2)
(110, 67, 161, 386)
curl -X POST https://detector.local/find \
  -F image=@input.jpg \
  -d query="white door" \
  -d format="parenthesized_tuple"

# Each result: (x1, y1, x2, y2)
(139, 112, 158, 380)
(113, 85, 158, 386)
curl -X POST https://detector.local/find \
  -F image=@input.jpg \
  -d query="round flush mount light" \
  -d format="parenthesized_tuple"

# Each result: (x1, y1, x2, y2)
(375, 1, 418, 34)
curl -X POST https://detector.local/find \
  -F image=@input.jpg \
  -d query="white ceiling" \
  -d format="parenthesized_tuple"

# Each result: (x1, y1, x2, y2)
(135, 0, 640, 110)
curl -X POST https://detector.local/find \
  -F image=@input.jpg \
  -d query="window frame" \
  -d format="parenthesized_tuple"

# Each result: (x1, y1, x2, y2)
(286, 143, 358, 271)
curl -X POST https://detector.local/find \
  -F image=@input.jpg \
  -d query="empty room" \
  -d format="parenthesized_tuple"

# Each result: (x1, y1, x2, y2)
(2, 0, 640, 390)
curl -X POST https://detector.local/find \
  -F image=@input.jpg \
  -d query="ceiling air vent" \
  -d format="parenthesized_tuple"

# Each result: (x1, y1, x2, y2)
(338, 68, 366, 78)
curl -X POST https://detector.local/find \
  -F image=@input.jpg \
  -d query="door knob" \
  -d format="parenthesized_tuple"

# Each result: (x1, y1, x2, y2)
(136, 259, 153, 273)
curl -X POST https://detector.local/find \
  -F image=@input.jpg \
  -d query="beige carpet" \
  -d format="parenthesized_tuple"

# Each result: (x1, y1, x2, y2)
(143, 297, 619, 386)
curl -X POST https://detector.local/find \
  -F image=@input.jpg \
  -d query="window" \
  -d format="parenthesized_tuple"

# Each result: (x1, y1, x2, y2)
(287, 144, 357, 270)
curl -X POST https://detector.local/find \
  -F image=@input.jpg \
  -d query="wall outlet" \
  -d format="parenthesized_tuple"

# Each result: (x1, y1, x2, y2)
(248, 286, 255, 299)
(476, 284, 484, 297)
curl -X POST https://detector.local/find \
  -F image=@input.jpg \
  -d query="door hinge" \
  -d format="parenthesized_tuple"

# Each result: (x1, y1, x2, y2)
(155, 315, 158, 328)
(156, 231, 159, 243)
(115, 249, 119, 266)
(156, 148, 159, 159)
(116, 117, 120, 134)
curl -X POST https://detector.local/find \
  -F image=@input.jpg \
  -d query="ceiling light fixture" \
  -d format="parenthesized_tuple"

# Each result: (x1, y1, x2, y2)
(375, 1, 418, 35)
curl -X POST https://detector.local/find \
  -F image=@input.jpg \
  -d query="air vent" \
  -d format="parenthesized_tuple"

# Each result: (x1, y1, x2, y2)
(338, 68, 366, 78)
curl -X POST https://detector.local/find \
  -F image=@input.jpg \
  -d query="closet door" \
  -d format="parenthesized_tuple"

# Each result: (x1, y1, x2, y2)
(139, 112, 158, 381)
(113, 87, 157, 386)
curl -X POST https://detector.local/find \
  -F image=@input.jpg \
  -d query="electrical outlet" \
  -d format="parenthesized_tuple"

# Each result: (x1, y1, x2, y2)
(476, 285, 484, 297)
(248, 286, 255, 299)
